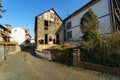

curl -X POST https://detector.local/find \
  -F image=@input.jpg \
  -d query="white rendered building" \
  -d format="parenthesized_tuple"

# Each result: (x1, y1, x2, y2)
(10, 27, 26, 45)
(64, 0, 120, 41)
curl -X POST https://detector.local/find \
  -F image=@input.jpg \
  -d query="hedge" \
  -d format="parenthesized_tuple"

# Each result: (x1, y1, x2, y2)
(80, 32, 120, 68)
(48, 45, 75, 66)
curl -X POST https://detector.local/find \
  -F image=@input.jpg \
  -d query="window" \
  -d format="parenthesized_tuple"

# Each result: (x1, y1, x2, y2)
(44, 20, 48, 30)
(39, 40, 44, 44)
(49, 36, 52, 41)
(14, 29, 17, 32)
(50, 13, 55, 19)
(67, 31, 72, 39)
(66, 21, 72, 29)
(44, 20, 48, 27)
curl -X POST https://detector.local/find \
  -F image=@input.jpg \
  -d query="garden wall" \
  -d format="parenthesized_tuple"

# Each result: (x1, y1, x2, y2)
(35, 44, 120, 76)
(35, 49, 51, 60)
(0, 43, 19, 63)
(0, 44, 5, 63)
(78, 62, 120, 76)
(73, 49, 120, 76)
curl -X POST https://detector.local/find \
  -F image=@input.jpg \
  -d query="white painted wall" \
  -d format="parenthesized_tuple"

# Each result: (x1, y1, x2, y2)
(43, 10, 55, 21)
(30, 40, 35, 43)
(10, 27, 26, 45)
(65, 0, 112, 40)
(35, 50, 51, 60)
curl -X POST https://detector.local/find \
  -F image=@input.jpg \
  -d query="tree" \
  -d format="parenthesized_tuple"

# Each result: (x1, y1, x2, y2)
(80, 9, 99, 42)
(0, 0, 6, 18)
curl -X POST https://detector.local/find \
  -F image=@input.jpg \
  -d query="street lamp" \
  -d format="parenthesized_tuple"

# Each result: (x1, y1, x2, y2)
(4, 31, 8, 60)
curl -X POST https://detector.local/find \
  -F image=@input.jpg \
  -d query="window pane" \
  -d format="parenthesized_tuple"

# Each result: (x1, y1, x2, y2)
(44, 20, 48, 30)
(44, 20, 48, 27)
(67, 31, 72, 39)
(67, 21, 71, 29)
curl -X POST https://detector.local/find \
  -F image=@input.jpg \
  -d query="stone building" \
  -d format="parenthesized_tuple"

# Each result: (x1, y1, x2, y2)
(35, 8, 63, 49)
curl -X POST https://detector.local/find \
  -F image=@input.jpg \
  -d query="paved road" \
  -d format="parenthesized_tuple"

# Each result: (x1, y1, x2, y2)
(0, 50, 120, 80)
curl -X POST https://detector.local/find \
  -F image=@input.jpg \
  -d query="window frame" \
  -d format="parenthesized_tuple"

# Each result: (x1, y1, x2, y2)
(44, 20, 49, 30)
(66, 21, 72, 30)
(67, 31, 72, 39)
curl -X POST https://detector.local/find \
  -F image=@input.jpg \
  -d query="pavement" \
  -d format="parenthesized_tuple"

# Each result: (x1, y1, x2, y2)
(0, 49, 120, 80)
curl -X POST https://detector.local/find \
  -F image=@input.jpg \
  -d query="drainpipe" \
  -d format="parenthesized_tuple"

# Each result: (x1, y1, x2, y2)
(109, 0, 116, 33)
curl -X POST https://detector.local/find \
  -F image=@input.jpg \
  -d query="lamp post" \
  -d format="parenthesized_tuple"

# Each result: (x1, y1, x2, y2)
(4, 31, 8, 60)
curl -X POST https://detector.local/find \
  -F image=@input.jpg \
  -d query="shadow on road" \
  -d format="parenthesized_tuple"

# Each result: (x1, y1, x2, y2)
(20, 46, 38, 58)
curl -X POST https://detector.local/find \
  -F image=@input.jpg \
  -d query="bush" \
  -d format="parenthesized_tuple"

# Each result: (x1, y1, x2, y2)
(80, 9, 99, 42)
(81, 32, 120, 68)
(48, 45, 75, 66)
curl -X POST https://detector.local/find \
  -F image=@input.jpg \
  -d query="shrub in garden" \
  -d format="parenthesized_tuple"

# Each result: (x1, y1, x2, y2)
(48, 45, 75, 66)
(80, 9, 99, 42)
(80, 32, 120, 68)
(80, 9, 120, 68)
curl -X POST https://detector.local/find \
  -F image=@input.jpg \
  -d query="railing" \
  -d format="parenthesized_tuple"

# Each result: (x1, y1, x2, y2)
(1, 31, 10, 37)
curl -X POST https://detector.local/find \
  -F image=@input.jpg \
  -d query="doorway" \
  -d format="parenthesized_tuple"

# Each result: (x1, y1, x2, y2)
(45, 34, 48, 44)
(56, 34, 60, 44)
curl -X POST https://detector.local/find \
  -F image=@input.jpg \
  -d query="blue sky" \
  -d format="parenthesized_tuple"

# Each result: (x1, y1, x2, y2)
(0, 0, 90, 36)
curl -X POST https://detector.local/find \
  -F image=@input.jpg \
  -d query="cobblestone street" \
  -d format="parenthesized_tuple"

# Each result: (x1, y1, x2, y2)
(0, 50, 120, 80)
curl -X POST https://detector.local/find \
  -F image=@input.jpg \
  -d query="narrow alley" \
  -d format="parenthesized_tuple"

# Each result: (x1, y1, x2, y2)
(0, 48, 119, 80)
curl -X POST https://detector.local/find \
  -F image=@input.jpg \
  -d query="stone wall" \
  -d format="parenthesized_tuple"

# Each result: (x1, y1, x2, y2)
(37, 44, 55, 50)
(0, 44, 19, 63)
(65, 40, 82, 46)
(35, 49, 51, 60)
(73, 49, 120, 76)
(0, 44, 5, 63)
